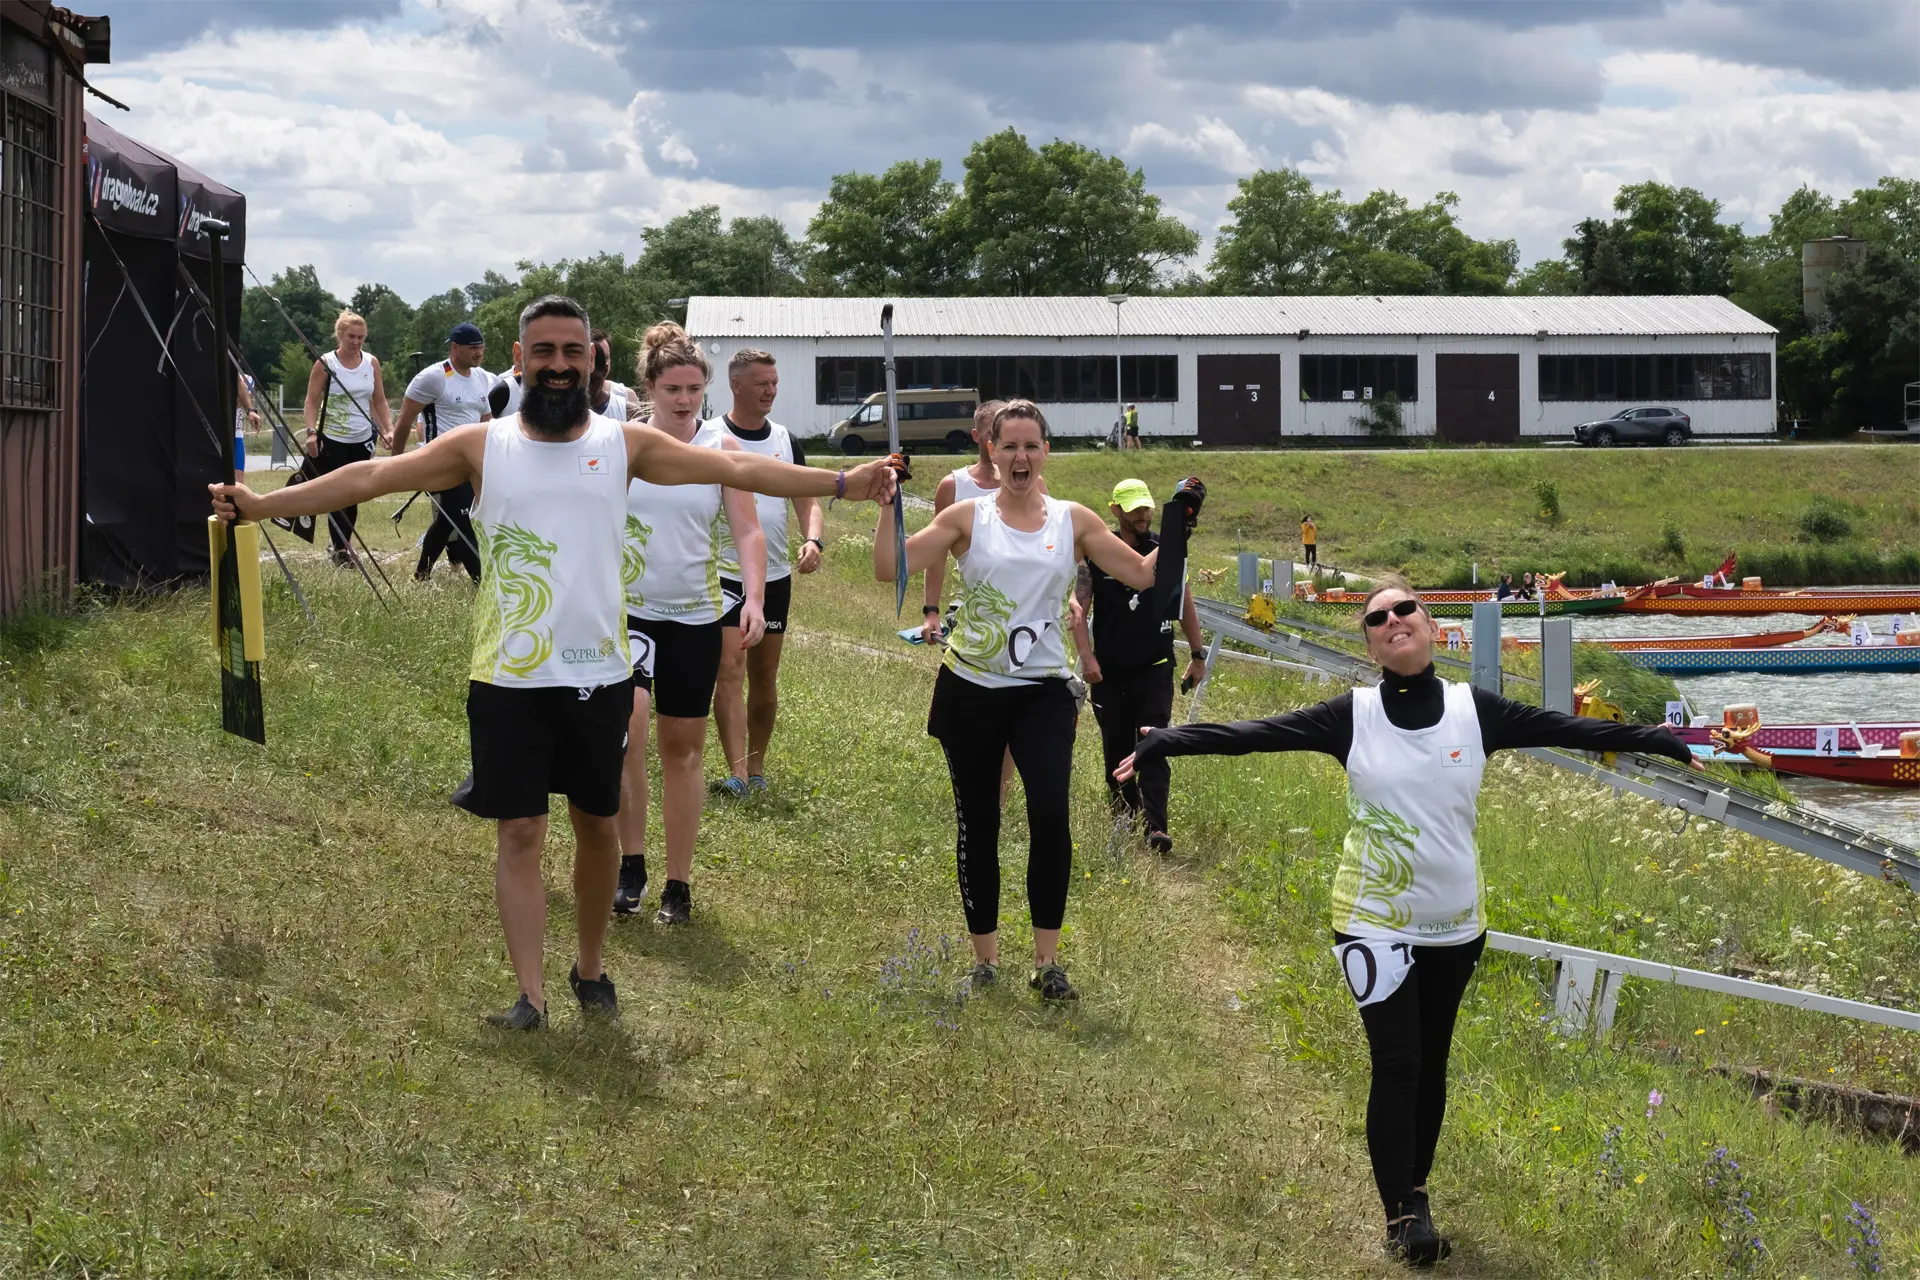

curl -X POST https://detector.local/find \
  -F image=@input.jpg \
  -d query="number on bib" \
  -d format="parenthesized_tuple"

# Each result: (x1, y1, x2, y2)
(1332, 938, 1415, 1009)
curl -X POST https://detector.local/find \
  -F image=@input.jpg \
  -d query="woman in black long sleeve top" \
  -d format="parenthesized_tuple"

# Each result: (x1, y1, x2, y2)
(1118, 578, 1694, 1266)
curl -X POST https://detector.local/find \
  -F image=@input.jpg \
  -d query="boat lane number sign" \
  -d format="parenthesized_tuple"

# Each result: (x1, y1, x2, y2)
(1816, 726, 1841, 756)
(1851, 621, 1872, 646)
(1665, 701, 1686, 728)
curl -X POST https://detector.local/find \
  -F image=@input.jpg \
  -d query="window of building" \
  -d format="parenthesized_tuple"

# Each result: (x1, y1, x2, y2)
(1538, 353, 1770, 402)
(816, 354, 1177, 405)
(1, 84, 59, 410)
(1298, 353, 1418, 402)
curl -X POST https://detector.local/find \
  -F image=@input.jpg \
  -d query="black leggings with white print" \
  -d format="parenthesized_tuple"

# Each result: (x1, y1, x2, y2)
(1334, 930, 1486, 1221)
(927, 666, 1078, 937)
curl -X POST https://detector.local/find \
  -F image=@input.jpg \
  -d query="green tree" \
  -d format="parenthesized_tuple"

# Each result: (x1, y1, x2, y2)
(1327, 190, 1516, 295)
(1559, 184, 1745, 295)
(806, 158, 965, 294)
(1208, 172, 1512, 295)
(239, 264, 342, 385)
(1820, 242, 1920, 431)
(1207, 167, 1342, 294)
(959, 128, 1198, 294)
(1836, 176, 1920, 262)
(349, 282, 402, 318)
(1511, 259, 1580, 295)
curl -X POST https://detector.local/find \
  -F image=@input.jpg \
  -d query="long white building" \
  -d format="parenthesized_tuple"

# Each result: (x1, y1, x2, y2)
(687, 295, 1778, 445)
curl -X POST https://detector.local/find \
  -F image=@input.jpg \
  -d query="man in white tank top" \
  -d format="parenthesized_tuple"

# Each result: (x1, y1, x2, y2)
(589, 330, 632, 422)
(211, 295, 901, 1031)
(710, 349, 823, 795)
(392, 322, 492, 581)
(300, 310, 391, 565)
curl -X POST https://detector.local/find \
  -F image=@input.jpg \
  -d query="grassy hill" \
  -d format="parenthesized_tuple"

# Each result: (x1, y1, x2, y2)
(0, 463, 1917, 1276)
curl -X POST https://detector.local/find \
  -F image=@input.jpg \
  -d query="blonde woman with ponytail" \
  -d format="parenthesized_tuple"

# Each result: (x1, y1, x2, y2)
(612, 322, 768, 926)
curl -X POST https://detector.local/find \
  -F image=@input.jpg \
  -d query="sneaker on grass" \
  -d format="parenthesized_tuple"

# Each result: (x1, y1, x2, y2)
(485, 994, 545, 1031)
(655, 878, 692, 926)
(747, 774, 768, 794)
(613, 853, 648, 916)
(962, 961, 997, 995)
(568, 964, 619, 1019)
(1029, 963, 1079, 1002)
(710, 776, 747, 799)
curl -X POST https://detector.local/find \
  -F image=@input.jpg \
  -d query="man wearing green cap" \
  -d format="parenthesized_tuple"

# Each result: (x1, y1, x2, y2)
(1075, 477, 1207, 853)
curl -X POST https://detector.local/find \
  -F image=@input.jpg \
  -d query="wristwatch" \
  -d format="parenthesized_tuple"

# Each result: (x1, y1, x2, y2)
(805, 537, 825, 551)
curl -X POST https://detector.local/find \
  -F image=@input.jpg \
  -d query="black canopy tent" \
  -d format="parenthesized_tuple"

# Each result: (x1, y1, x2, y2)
(80, 110, 246, 590)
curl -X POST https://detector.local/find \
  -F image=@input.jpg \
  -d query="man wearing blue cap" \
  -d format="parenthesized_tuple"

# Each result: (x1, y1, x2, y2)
(393, 322, 493, 581)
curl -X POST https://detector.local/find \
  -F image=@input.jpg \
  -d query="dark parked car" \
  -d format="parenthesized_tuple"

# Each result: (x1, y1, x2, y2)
(1573, 406, 1692, 447)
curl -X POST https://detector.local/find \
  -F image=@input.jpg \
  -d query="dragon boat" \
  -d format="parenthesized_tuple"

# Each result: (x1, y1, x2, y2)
(1437, 617, 1848, 653)
(1703, 717, 1920, 789)
(1613, 643, 1920, 676)
(1674, 719, 1920, 754)
(1612, 580, 1920, 617)
(1296, 585, 1621, 620)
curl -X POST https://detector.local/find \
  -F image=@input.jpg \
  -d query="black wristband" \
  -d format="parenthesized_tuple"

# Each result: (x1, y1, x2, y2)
(806, 537, 825, 551)
(922, 605, 941, 616)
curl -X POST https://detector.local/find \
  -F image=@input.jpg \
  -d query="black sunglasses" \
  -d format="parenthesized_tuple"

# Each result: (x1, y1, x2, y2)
(1363, 598, 1422, 629)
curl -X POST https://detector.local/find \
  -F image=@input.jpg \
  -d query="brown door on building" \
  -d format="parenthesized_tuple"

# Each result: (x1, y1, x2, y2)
(1434, 354, 1520, 444)
(1197, 354, 1281, 446)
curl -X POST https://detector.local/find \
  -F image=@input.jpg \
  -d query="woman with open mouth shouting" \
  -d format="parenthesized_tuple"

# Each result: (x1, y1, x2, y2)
(874, 400, 1198, 1004)
(1115, 576, 1695, 1266)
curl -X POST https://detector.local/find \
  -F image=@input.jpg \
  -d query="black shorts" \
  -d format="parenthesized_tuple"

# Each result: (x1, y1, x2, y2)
(719, 574, 792, 634)
(452, 679, 633, 820)
(627, 615, 723, 718)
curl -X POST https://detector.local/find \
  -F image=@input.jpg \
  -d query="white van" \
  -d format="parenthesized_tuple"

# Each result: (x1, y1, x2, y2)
(828, 388, 979, 455)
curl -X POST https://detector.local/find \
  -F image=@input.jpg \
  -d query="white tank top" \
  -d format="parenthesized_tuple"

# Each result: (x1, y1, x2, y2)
(468, 413, 632, 688)
(319, 351, 378, 443)
(715, 418, 794, 583)
(944, 496, 1077, 688)
(1332, 681, 1487, 946)
(951, 465, 995, 503)
(625, 420, 730, 623)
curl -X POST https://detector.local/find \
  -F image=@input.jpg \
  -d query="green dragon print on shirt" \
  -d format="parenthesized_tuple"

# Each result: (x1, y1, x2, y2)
(1330, 793, 1420, 931)
(949, 579, 1016, 663)
(470, 520, 558, 679)
(622, 515, 652, 610)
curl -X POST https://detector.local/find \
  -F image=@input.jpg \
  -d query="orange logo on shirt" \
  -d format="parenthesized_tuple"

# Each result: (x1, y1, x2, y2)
(579, 456, 606, 474)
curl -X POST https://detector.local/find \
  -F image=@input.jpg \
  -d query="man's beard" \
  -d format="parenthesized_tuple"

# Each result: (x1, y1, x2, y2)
(521, 375, 589, 436)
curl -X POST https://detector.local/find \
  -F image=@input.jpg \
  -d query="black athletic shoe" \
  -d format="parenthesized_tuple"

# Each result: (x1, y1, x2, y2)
(568, 964, 619, 1019)
(485, 994, 545, 1031)
(655, 879, 692, 926)
(1029, 963, 1079, 1002)
(613, 854, 648, 916)
(1146, 831, 1173, 855)
(1385, 1201, 1451, 1268)
(963, 961, 997, 995)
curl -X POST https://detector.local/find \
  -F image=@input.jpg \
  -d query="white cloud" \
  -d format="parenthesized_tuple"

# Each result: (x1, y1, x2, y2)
(80, 0, 1920, 302)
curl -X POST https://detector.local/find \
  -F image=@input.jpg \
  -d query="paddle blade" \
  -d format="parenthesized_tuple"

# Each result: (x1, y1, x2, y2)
(211, 517, 266, 744)
(893, 500, 908, 617)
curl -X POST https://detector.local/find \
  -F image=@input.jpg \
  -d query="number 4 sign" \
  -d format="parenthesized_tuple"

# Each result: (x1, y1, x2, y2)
(1815, 726, 1841, 756)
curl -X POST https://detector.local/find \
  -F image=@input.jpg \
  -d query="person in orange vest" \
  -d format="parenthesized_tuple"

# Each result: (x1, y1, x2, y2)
(1301, 514, 1318, 568)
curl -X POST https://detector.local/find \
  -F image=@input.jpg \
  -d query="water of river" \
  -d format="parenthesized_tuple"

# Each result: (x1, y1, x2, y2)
(1507, 601, 1920, 845)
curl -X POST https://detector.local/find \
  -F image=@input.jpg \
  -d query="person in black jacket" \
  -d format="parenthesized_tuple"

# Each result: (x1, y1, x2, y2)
(1116, 576, 1696, 1266)
(1074, 477, 1206, 853)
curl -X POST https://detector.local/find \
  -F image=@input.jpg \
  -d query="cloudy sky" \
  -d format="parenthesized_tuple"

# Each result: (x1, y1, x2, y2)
(92, 0, 1920, 301)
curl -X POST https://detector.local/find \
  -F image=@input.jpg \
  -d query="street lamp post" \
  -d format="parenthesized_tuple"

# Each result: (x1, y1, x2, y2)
(1108, 293, 1127, 448)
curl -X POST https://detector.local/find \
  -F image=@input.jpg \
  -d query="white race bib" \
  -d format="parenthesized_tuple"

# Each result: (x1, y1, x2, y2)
(1333, 938, 1415, 1009)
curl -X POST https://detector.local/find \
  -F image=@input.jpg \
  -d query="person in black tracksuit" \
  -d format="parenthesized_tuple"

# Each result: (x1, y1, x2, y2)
(1075, 477, 1207, 853)
(1117, 577, 1695, 1266)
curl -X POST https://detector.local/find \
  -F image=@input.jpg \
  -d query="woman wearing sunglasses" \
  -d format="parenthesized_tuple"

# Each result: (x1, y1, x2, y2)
(1115, 577, 1693, 1266)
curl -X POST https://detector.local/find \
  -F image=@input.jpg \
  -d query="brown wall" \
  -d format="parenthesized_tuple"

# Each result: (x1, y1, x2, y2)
(0, 11, 82, 620)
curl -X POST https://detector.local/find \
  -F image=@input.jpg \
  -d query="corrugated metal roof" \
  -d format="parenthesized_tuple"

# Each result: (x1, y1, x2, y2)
(687, 294, 1775, 339)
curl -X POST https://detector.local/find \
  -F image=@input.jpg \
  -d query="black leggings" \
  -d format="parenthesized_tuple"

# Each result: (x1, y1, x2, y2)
(313, 436, 373, 556)
(927, 666, 1078, 935)
(1089, 661, 1174, 834)
(1336, 931, 1485, 1220)
(1304, 543, 1317, 566)
(417, 481, 480, 580)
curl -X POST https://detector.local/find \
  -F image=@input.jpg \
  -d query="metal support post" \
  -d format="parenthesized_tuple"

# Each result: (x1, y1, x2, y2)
(1471, 600, 1503, 695)
(1541, 617, 1574, 713)
(1238, 552, 1259, 597)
